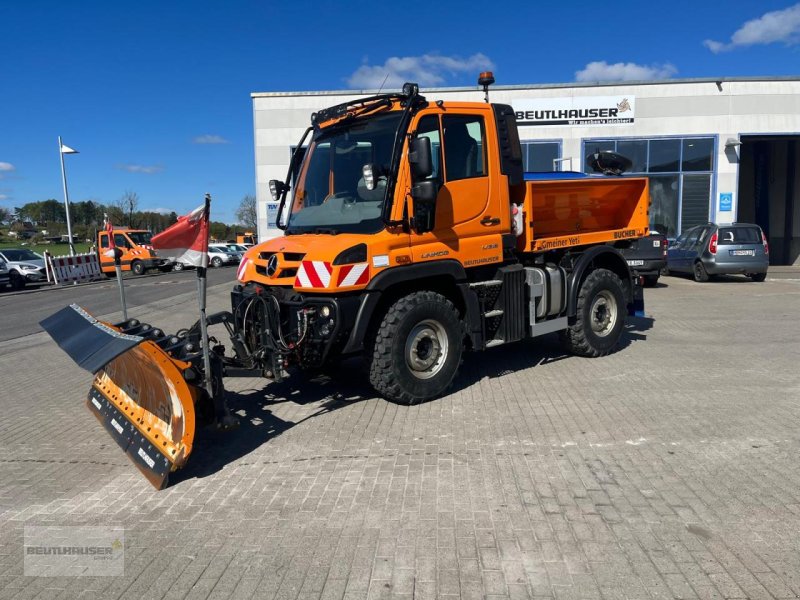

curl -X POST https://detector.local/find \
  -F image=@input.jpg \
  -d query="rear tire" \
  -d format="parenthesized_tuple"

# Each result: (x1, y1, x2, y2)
(693, 261, 709, 282)
(131, 260, 145, 276)
(749, 272, 767, 282)
(642, 274, 659, 287)
(368, 291, 463, 405)
(172, 261, 185, 272)
(561, 268, 625, 358)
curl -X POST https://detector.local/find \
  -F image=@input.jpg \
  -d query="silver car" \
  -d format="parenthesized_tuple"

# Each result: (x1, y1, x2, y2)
(207, 244, 238, 267)
(666, 222, 769, 282)
(0, 248, 47, 290)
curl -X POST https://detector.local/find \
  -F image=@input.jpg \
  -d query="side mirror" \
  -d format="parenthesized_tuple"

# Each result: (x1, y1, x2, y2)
(408, 136, 433, 180)
(411, 180, 438, 233)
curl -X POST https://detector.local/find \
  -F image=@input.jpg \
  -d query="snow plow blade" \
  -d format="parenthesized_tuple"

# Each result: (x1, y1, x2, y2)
(41, 304, 198, 489)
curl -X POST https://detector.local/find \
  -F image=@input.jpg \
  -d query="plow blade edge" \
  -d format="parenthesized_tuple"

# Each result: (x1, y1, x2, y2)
(41, 305, 197, 489)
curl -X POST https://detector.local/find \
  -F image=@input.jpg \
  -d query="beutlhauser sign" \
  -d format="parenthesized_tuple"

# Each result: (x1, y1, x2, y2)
(514, 96, 635, 127)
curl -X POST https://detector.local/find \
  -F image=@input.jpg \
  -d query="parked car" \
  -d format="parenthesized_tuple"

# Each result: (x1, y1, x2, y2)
(0, 248, 47, 290)
(225, 243, 249, 255)
(210, 243, 243, 262)
(666, 222, 768, 282)
(0, 258, 10, 289)
(618, 231, 668, 287)
(207, 245, 238, 267)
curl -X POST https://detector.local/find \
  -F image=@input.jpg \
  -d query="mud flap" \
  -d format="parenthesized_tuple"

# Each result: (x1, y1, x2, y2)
(628, 284, 645, 318)
(41, 304, 197, 489)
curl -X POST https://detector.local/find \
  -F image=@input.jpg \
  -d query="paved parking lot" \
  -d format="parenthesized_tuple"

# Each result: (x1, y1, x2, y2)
(1, 274, 799, 599)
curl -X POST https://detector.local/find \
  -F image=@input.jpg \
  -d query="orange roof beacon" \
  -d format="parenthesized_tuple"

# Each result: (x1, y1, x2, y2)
(43, 75, 650, 488)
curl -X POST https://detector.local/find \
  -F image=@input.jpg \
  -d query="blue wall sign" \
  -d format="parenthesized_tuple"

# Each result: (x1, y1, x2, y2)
(719, 193, 733, 212)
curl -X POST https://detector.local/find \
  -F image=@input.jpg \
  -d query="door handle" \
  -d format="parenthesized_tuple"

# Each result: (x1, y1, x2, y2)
(480, 216, 500, 226)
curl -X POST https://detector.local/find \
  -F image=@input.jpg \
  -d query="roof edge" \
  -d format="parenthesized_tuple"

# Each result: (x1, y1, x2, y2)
(251, 76, 800, 98)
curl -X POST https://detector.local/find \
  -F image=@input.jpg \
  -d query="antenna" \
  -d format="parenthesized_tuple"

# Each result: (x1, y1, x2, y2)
(376, 72, 390, 94)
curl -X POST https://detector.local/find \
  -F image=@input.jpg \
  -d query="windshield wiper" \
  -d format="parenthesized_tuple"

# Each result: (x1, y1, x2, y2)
(313, 227, 339, 235)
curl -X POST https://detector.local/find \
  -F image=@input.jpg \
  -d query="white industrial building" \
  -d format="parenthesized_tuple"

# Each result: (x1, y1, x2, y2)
(252, 77, 800, 265)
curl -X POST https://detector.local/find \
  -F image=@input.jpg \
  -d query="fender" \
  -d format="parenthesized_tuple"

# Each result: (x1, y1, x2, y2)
(342, 260, 480, 354)
(566, 246, 632, 317)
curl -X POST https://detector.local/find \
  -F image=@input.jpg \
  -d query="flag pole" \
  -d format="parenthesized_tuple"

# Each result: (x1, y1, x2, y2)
(58, 136, 76, 256)
(105, 213, 128, 321)
(197, 194, 214, 400)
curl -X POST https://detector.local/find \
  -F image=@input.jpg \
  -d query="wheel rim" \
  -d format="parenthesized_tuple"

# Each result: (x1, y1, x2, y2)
(404, 319, 449, 380)
(589, 291, 617, 337)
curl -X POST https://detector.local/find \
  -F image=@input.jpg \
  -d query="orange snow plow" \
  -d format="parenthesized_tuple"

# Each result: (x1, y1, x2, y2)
(40, 304, 234, 489)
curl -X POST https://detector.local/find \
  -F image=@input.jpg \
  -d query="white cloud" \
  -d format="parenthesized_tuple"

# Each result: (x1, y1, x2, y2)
(0, 194, 8, 200)
(575, 61, 677, 82)
(118, 164, 164, 174)
(145, 207, 174, 215)
(704, 3, 800, 52)
(193, 134, 229, 144)
(0, 162, 14, 172)
(346, 53, 495, 90)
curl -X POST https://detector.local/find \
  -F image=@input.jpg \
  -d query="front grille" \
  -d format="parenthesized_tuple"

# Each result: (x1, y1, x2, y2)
(283, 252, 305, 262)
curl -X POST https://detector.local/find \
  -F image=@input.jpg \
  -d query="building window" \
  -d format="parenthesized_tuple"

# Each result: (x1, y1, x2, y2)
(583, 136, 715, 237)
(521, 141, 561, 171)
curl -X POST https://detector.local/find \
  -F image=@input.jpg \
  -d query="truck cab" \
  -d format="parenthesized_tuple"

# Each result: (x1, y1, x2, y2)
(97, 229, 165, 276)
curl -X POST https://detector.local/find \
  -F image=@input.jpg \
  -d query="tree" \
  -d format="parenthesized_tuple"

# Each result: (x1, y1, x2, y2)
(0, 207, 10, 224)
(236, 194, 258, 231)
(115, 190, 139, 227)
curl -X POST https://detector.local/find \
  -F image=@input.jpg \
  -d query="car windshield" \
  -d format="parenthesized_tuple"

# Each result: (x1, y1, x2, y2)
(127, 232, 152, 245)
(2, 249, 41, 261)
(717, 227, 761, 245)
(286, 112, 402, 234)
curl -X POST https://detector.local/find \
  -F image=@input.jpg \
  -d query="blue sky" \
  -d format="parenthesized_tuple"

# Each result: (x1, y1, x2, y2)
(1, 0, 799, 224)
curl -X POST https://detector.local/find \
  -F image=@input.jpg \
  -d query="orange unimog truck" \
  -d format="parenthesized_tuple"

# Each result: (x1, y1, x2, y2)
(43, 76, 650, 487)
(97, 228, 165, 275)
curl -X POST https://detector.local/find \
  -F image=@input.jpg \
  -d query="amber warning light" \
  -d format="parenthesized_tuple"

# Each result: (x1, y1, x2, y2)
(478, 71, 495, 103)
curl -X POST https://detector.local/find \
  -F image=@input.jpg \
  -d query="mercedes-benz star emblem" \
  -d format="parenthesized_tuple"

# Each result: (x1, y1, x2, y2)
(266, 254, 279, 277)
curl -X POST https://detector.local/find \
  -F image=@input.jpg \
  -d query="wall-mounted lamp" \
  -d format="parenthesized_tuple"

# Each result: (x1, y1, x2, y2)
(724, 138, 742, 149)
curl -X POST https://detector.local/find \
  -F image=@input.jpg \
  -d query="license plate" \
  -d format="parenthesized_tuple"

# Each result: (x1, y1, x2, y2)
(652, 240, 661, 247)
(730, 249, 755, 256)
(627, 260, 645, 266)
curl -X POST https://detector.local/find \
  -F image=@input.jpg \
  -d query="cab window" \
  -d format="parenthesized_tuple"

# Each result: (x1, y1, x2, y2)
(115, 234, 130, 248)
(415, 115, 442, 182)
(442, 115, 487, 181)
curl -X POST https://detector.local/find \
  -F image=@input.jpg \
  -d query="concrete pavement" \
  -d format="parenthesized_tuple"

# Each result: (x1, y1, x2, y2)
(1, 275, 799, 599)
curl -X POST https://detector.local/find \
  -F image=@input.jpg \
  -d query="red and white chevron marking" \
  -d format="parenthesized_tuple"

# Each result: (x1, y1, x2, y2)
(236, 257, 250, 281)
(295, 261, 332, 289)
(336, 263, 369, 287)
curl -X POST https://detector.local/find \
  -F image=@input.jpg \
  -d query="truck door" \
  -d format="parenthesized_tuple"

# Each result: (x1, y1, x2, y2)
(409, 110, 504, 266)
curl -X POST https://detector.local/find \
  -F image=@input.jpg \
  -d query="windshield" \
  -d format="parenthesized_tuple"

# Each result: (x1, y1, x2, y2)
(127, 231, 152, 245)
(2, 249, 41, 262)
(286, 112, 402, 234)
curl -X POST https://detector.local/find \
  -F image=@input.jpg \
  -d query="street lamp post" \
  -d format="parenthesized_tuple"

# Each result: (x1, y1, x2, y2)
(58, 136, 78, 256)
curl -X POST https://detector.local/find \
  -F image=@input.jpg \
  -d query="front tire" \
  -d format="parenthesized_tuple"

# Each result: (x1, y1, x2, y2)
(172, 261, 185, 272)
(130, 260, 145, 276)
(561, 268, 625, 358)
(368, 291, 464, 405)
(211, 256, 223, 268)
(693, 261, 709, 282)
(9, 271, 25, 290)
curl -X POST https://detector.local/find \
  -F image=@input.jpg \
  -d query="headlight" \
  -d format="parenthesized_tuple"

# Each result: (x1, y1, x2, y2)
(320, 305, 331, 318)
(20, 264, 38, 270)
